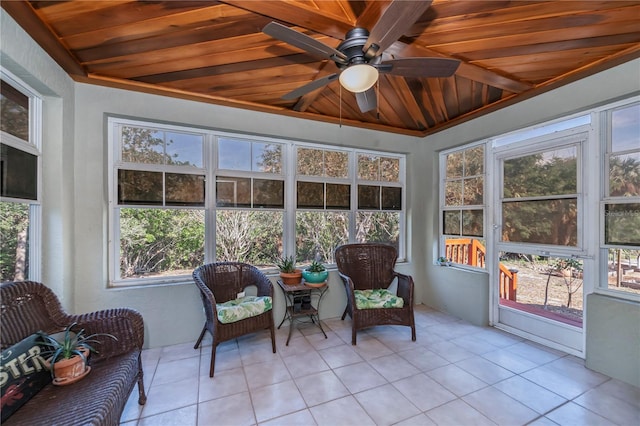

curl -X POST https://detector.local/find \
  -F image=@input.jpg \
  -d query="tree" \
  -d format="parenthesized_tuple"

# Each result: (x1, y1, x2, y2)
(0, 202, 29, 281)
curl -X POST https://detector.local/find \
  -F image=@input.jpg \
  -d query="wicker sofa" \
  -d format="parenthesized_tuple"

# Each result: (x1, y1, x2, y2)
(0, 281, 146, 426)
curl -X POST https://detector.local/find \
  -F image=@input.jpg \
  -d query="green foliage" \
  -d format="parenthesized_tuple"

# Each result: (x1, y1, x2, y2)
(37, 323, 116, 377)
(119, 208, 204, 278)
(276, 255, 296, 273)
(0, 202, 29, 281)
(551, 258, 583, 273)
(306, 260, 325, 272)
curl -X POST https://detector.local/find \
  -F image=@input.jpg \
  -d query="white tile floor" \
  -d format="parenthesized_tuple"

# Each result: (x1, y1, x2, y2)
(120, 305, 640, 425)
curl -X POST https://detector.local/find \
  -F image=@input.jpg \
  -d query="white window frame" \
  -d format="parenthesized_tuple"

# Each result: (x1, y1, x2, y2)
(0, 68, 43, 282)
(108, 116, 407, 287)
(597, 98, 640, 301)
(439, 141, 487, 270)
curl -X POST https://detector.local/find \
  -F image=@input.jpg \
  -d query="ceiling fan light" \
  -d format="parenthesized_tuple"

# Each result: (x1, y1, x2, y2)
(339, 64, 379, 93)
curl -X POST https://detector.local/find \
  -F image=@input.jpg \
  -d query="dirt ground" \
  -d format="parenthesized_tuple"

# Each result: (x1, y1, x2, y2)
(500, 260, 640, 323)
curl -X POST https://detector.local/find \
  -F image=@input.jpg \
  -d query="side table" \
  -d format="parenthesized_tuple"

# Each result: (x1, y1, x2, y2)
(277, 280, 328, 345)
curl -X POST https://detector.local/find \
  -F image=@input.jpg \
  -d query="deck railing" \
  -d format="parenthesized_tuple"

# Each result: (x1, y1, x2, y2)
(445, 238, 518, 300)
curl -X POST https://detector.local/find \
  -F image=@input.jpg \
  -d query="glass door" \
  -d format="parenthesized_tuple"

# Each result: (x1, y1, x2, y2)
(493, 131, 590, 356)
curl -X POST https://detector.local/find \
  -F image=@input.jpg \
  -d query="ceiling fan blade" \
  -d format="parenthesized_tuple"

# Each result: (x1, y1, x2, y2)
(282, 73, 339, 100)
(380, 57, 461, 78)
(356, 87, 377, 113)
(364, 0, 433, 58)
(263, 22, 347, 63)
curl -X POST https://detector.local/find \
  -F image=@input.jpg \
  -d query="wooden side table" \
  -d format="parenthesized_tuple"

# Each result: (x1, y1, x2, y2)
(277, 280, 328, 345)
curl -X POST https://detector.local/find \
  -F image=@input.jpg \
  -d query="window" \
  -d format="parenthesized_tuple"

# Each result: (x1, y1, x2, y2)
(296, 147, 351, 265)
(502, 144, 579, 247)
(110, 121, 206, 284)
(440, 145, 486, 267)
(601, 101, 640, 296)
(356, 153, 403, 249)
(0, 73, 42, 282)
(109, 118, 406, 286)
(216, 137, 284, 266)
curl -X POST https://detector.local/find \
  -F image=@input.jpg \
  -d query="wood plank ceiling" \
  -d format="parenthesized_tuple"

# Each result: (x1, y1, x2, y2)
(3, 0, 640, 136)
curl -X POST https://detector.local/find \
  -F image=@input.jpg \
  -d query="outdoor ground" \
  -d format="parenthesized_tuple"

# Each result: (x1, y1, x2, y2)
(501, 259, 640, 324)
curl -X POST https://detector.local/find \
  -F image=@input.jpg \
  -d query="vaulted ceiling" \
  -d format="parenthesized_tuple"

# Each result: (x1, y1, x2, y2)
(3, 0, 640, 136)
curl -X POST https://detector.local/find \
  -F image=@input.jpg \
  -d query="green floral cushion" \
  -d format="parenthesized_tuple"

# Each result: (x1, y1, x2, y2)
(354, 289, 404, 309)
(217, 296, 273, 324)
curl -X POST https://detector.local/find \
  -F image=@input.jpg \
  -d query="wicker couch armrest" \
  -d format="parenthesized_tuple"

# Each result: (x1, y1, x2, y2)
(60, 308, 144, 361)
(394, 272, 414, 305)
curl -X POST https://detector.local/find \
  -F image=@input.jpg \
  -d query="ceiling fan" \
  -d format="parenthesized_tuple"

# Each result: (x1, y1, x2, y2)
(262, 1, 460, 113)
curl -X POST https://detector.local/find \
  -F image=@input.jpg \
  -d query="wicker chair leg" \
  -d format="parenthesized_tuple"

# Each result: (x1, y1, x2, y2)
(411, 324, 416, 341)
(209, 344, 217, 377)
(137, 353, 147, 404)
(341, 305, 348, 320)
(194, 324, 207, 349)
(351, 327, 357, 345)
(269, 323, 276, 353)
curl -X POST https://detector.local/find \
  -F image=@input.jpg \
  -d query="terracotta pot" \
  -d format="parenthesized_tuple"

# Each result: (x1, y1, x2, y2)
(46, 347, 90, 384)
(280, 269, 302, 285)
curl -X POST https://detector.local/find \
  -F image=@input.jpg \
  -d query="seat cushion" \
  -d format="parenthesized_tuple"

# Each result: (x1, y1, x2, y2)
(355, 289, 404, 309)
(217, 296, 273, 324)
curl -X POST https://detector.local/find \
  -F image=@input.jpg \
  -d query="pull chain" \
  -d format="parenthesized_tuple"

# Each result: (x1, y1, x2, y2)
(339, 85, 342, 128)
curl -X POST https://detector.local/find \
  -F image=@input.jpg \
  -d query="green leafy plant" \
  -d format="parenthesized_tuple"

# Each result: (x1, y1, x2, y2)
(275, 255, 297, 273)
(305, 260, 326, 272)
(37, 323, 117, 374)
(437, 257, 449, 263)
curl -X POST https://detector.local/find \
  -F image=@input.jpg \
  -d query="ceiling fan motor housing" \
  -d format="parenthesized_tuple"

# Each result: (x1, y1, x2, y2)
(336, 28, 372, 69)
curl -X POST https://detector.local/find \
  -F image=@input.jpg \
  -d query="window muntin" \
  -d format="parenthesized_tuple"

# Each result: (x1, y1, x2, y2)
(110, 119, 406, 286)
(441, 145, 486, 267)
(0, 74, 41, 282)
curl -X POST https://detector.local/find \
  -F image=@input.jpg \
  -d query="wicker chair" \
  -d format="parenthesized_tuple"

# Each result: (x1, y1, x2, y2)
(0, 281, 146, 426)
(193, 262, 276, 377)
(335, 243, 416, 345)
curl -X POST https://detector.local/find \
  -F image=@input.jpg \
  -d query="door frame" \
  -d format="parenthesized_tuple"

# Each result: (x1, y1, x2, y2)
(489, 126, 595, 357)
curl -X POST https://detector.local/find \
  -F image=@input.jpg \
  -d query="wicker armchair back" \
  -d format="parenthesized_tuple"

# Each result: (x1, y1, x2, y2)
(193, 262, 276, 377)
(335, 243, 416, 345)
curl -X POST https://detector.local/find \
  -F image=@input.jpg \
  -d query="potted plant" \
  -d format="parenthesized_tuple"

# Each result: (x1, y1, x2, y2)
(302, 260, 328, 284)
(276, 255, 302, 285)
(37, 323, 117, 385)
(437, 256, 452, 266)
